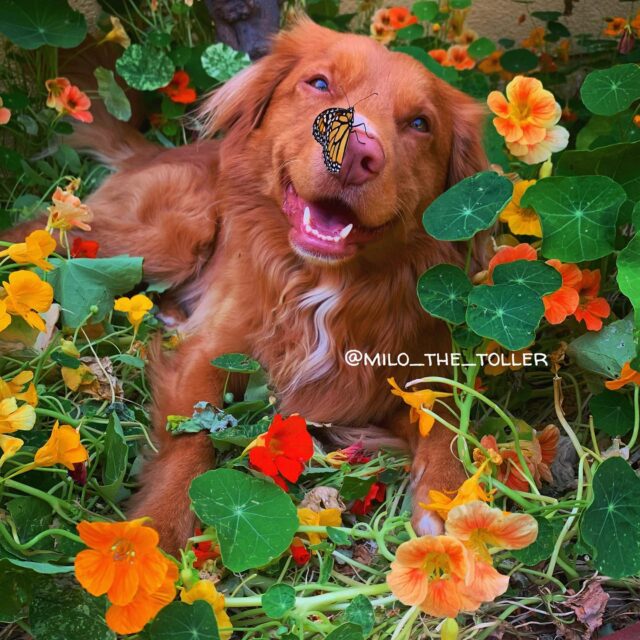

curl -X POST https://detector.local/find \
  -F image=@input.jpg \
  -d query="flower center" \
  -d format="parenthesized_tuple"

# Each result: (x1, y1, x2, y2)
(111, 538, 135, 562)
(422, 552, 451, 579)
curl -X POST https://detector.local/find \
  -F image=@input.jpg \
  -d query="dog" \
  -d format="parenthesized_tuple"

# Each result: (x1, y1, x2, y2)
(9, 17, 488, 553)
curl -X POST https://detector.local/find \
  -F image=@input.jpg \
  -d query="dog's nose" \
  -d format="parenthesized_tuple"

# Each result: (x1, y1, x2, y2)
(341, 129, 385, 186)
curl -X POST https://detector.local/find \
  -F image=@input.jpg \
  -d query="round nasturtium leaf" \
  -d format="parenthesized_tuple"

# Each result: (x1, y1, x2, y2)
(466, 283, 544, 351)
(116, 44, 175, 91)
(451, 325, 483, 349)
(189, 469, 298, 572)
(417, 264, 472, 324)
(0, 0, 87, 50)
(201, 43, 250, 82)
(581, 457, 640, 579)
(580, 64, 640, 116)
(396, 24, 424, 40)
(521, 175, 627, 262)
(262, 584, 296, 619)
(412, 0, 439, 21)
(423, 171, 513, 241)
(511, 517, 559, 565)
(211, 353, 261, 373)
(500, 48, 539, 73)
(492, 260, 562, 296)
(145, 601, 220, 640)
(589, 390, 634, 437)
(345, 595, 375, 636)
(617, 232, 640, 325)
(468, 37, 496, 60)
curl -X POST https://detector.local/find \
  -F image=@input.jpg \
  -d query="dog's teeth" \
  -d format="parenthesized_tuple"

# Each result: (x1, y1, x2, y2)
(339, 223, 354, 239)
(303, 207, 311, 226)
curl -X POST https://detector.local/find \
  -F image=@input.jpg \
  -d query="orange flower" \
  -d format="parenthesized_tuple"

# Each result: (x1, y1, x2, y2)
(46, 77, 71, 111)
(0, 230, 56, 271)
(47, 186, 93, 233)
(105, 557, 178, 635)
(542, 259, 581, 325)
(2, 270, 54, 332)
(428, 49, 448, 65)
(603, 17, 628, 37)
(522, 26, 545, 50)
(605, 362, 640, 390)
(499, 180, 541, 237)
(46, 78, 93, 123)
(632, 11, 640, 36)
(477, 51, 512, 81)
(34, 422, 88, 470)
(446, 45, 475, 70)
(114, 294, 154, 331)
(388, 7, 417, 29)
(75, 518, 170, 607)
(159, 71, 197, 104)
(247, 414, 313, 490)
(446, 501, 538, 562)
(486, 242, 537, 281)
(573, 269, 610, 331)
(388, 378, 453, 437)
(0, 97, 11, 125)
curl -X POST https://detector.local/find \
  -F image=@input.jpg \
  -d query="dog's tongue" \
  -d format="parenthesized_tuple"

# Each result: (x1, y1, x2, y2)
(304, 199, 354, 236)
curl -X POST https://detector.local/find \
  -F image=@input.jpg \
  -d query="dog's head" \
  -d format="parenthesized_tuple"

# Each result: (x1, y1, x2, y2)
(201, 17, 486, 265)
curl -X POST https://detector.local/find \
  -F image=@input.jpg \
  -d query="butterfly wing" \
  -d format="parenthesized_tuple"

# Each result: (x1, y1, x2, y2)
(322, 108, 354, 173)
(313, 107, 336, 144)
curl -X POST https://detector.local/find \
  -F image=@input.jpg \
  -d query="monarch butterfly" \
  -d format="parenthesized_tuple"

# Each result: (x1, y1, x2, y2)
(312, 92, 377, 174)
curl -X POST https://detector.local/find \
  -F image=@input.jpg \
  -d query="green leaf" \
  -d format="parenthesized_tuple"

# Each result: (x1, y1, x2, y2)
(189, 469, 298, 572)
(568, 315, 635, 377)
(417, 264, 472, 324)
(512, 518, 560, 565)
(144, 601, 220, 640)
(580, 64, 640, 116)
(521, 176, 626, 261)
(449, 0, 471, 7)
(0, 146, 23, 172)
(211, 353, 261, 373)
(94, 67, 131, 122)
(345, 595, 375, 636)
(169, 402, 238, 435)
(341, 475, 376, 501)
(581, 457, 640, 578)
(500, 48, 539, 73)
(466, 284, 543, 350)
(7, 559, 75, 574)
(7, 497, 53, 550)
(44, 256, 143, 328)
(531, 10, 561, 21)
(116, 44, 175, 91)
(201, 43, 250, 82)
(210, 416, 270, 447)
(492, 260, 562, 296)
(412, 1, 439, 21)
(451, 325, 483, 348)
(557, 142, 640, 202)
(617, 232, 640, 324)
(0, 560, 37, 622)
(590, 390, 634, 437)
(327, 526, 350, 546)
(101, 414, 128, 498)
(468, 37, 496, 59)
(0, 0, 87, 50)
(325, 623, 364, 640)
(29, 577, 114, 640)
(423, 171, 512, 241)
(262, 584, 296, 619)
(575, 112, 640, 150)
(396, 24, 423, 40)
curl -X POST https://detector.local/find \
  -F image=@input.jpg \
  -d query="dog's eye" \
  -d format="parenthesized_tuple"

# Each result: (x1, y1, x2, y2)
(307, 76, 330, 92)
(409, 117, 430, 133)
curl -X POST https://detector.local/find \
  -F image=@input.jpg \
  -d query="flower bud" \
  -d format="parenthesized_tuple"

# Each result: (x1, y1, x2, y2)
(440, 618, 459, 640)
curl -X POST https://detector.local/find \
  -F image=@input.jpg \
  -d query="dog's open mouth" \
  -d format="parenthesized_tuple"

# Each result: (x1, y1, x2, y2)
(283, 184, 384, 260)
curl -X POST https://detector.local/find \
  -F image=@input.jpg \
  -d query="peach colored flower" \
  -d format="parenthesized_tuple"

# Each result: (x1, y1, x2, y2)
(446, 45, 475, 70)
(428, 49, 448, 65)
(46, 78, 93, 123)
(0, 97, 11, 125)
(370, 9, 396, 45)
(507, 125, 569, 164)
(573, 269, 610, 331)
(542, 259, 581, 325)
(0, 230, 56, 271)
(605, 362, 640, 390)
(46, 78, 71, 111)
(47, 186, 93, 233)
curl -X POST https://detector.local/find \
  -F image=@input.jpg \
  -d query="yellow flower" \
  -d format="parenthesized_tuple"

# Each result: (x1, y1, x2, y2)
(114, 294, 153, 331)
(0, 371, 38, 407)
(499, 180, 541, 237)
(0, 230, 57, 271)
(0, 433, 23, 466)
(46, 185, 93, 233)
(0, 397, 36, 434)
(388, 378, 452, 437)
(101, 16, 131, 48)
(297, 507, 342, 546)
(2, 270, 54, 332)
(180, 581, 232, 640)
(420, 460, 493, 520)
(0, 299, 10, 333)
(61, 363, 96, 392)
(34, 422, 88, 470)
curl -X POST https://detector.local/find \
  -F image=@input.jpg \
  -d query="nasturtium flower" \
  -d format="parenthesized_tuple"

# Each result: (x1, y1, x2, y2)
(499, 180, 541, 237)
(428, 49, 448, 65)
(34, 422, 88, 470)
(247, 414, 313, 490)
(521, 26, 545, 50)
(46, 77, 71, 111)
(105, 556, 178, 635)
(192, 527, 220, 568)
(0, 97, 10, 125)
(325, 442, 370, 467)
(0, 230, 56, 271)
(445, 501, 538, 563)
(0, 371, 38, 406)
(605, 362, 640, 390)
(477, 51, 511, 81)
(0, 397, 36, 435)
(486, 242, 537, 281)
(297, 507, 342, 546)
(0, 433, 23, 467)
(603, 17, 627, 37)
(507, 126, 570, 165)
(101, 16, 131, 48)
(114, 294, 154, 331)
(573, 269, 610, 331)
(159, 71, 197, 104)
(387, 7, 417, 29)
(388, 378, 453, 438)
(181, 580, 233, 639)
(370, 8, 397, 45)
(47, 185, 93, 234)
(2, 270, 54, 332)
(351, 481, 386, 515)
(290, 537, 311, 566)
(71, 238, 100, 258)
(542, 259, 581, 325)
(46, 78, 93, 123)
(0, 300, 10, 333)
(446, 45, 475, 70)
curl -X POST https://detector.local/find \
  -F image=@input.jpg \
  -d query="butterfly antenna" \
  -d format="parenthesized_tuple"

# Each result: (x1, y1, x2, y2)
(352, 91, 379, 108)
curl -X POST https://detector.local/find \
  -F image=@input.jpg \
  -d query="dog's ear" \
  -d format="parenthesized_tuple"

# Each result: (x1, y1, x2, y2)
(446, 91, 488, 188)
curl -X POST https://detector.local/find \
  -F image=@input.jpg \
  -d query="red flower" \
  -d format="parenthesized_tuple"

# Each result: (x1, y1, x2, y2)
(487, 243, 537, 281)
(573, 269, 610, 331)
(248, 414, 313, 491)
(290, 537, 311, 566)
(388, 7, 417, 29)
(351, 482, 386, 515)
(159, 71, 197, 104)
(543, 259, 581, 325)
(71, 238, 100, 258)
(68, 461, 87, 486)
(192, 527, 219, 568)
